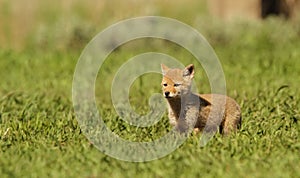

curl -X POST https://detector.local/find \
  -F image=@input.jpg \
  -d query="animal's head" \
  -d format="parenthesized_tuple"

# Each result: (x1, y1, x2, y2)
(161, 64, 195, 98)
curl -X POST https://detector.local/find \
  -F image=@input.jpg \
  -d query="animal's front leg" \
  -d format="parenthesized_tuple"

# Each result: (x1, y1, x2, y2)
(175, 116, 188, 133)
(168, 116, 177, 127)
(168, 109, 177, 127)
(177, 107, 199, 133)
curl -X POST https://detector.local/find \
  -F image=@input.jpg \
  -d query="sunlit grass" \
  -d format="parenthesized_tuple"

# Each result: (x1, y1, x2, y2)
(0, 1, 300, 177)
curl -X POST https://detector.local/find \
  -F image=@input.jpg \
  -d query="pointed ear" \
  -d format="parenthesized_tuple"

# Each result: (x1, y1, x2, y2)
(161, 64, 169, 75)
(183, 64, 195, 78)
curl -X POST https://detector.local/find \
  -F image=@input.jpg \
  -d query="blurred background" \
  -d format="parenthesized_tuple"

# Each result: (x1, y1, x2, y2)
(0, 0, 299, 51)
(1, 0, 300, 106)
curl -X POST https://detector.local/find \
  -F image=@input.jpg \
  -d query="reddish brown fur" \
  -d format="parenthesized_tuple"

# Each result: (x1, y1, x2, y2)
(161, 64, 241, 135)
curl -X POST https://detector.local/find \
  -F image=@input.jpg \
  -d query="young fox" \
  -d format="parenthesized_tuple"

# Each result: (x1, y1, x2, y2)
(161, 64, 241, 135)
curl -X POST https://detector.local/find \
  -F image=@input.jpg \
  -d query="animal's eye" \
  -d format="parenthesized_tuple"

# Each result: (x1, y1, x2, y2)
(174, 83, 181, 87)
(163, 83, 167, 87)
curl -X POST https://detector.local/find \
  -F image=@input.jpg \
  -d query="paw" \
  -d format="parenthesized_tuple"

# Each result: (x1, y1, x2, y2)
(193, 128, 200, 135)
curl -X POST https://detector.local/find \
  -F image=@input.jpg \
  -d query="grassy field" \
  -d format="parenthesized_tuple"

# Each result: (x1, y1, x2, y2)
(1, 1, 300, 178)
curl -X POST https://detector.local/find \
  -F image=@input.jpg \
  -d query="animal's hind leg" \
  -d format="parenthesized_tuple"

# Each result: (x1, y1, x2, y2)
(222, 113, 241, 135)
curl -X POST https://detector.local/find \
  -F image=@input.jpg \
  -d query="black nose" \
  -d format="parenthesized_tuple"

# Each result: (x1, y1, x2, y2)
(164, 91, 170, 97)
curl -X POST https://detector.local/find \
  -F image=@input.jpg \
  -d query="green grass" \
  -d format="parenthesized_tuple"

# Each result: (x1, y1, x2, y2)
(1, 5, 300, 178)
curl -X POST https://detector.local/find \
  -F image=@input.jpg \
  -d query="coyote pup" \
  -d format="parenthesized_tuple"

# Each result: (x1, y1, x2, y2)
(161, 64, 241, 135)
